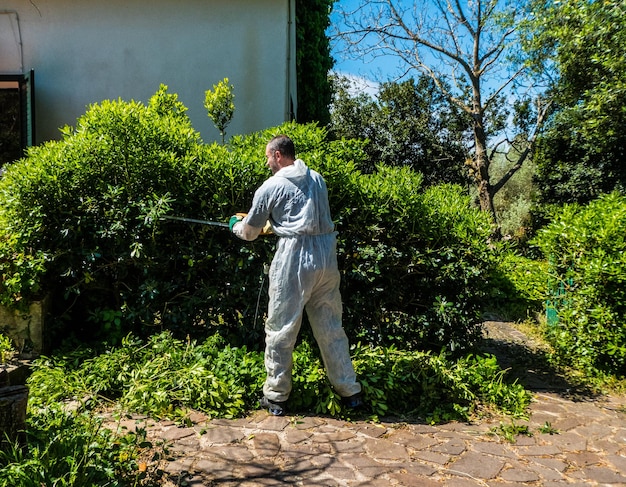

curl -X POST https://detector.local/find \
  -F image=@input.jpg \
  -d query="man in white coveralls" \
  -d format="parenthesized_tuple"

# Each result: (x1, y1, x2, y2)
(230, 135, 363, 416)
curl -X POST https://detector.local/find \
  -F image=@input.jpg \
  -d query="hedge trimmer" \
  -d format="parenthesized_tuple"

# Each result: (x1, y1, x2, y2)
(160, 215, 229, 228)
(162, 213, 273, 235)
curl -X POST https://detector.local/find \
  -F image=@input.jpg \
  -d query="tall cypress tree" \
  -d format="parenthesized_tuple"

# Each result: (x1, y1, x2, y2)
(296, 0, 334, 125)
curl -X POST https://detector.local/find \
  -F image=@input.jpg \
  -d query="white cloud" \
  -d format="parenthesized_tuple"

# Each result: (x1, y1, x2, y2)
(332, 71, 380, 97)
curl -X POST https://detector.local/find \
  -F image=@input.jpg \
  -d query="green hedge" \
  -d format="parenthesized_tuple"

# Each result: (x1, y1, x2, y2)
(0, 86, 496, 352)
(533, 192, 626, 376)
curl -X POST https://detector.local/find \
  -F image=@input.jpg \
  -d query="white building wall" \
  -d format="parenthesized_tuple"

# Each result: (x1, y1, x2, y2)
(0, 0, 294, 143)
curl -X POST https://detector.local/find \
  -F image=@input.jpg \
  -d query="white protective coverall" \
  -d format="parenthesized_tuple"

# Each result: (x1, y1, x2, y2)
(233, 159, 362, 402)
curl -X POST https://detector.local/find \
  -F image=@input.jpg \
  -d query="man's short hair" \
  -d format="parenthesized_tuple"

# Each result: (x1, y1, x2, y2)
(268, 135, 296, 160)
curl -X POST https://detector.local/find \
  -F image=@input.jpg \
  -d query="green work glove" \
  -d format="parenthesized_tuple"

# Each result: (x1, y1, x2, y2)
(229, 215, 243, 231)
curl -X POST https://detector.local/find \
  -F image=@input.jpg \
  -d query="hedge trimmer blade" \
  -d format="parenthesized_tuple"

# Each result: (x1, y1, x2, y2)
(160, 215, 229, 228)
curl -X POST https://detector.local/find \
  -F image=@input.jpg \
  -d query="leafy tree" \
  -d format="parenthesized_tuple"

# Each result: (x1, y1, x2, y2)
(526, 0, 626, 204)
(490, 137, 538, 238)
(329, 74, 470, 186)
(296, 0, 334, 125)
(332, 0, 551, 225)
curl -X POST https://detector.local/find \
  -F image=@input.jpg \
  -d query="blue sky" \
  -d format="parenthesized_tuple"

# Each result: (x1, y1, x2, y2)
(327, 0, 517, 99)
(328, 0, 414, 95)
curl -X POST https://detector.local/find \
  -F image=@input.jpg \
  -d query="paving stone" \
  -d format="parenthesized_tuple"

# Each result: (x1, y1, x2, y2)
(531, 401, 567, 416)
(389, 470, 441, 486)
(181, 474, 210, 487)
(524, 461, 567, 481)
(447, 452, 506, 479)
(499, 463, 541, 482)
(386, 429, 440, 449)
(356, 423, 388, 438)
(210, 445, 255, 462)
(357, 478, 403, 487)
(410, 423, 440, 434)
(310, 453, 337, 468)
(363, 437, 410, 460)
(472, 440, 517, 458)
(252, 432, 281, 457)
(511, 434, 536, 446)
(161, 426, 196, 441)
(256, 415, 290, 431)
(284, 428, 312, 444)
(333, 437, 365, 453)
(322, 417, 352, 430)
(396, 461, 439, 477)
(432, 438, 467, 455)
(238, 461, 279, 479)
(541, 481, 590, 487)
(567, 451, 602, 467)
(301, 474, 341, 487)
(529, 456, 568, 472)
(542, 430, 587, 452)
(580, 465, 626, 484)
(198, 425, 246, 445)
(444, 477, 489, 486)
(162, 457, 194, 474)
(553, 416, 585, 431)
(412, 449, 452, 465)
(291, 415, 326, 430)
(313, 430, 356, 443)
(281, 445, 319, 469)
(324, 465, 358, 480)
(517, 444, 562, 456)
(606, 453, 626, 472)
(615, 426, 626, 442)
(438, 422, 474, 432)
(186, 411, 209, 424)
(588, 437, 623, 455)
(281, 443, 331, 461)
(339, 453, 391, 471)
(529, 412, 561, 426)
(194, 457, 235, 476)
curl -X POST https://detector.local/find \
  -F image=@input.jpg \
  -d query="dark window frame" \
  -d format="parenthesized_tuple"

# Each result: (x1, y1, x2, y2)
(0, 69, 35, 163)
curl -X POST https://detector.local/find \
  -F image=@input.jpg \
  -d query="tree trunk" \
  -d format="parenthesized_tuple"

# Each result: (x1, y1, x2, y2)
(472, 111, 497, 223)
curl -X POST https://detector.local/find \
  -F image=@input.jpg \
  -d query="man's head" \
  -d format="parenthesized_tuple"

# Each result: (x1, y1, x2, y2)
(265, 135, 296, 174)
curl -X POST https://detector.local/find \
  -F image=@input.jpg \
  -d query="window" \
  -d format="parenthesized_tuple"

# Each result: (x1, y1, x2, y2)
(0, 70, 34, 168)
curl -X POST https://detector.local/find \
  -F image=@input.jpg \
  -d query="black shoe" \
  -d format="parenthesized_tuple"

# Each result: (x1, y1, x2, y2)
(342, 392, 364, 409)
(259, 396, 287, 416)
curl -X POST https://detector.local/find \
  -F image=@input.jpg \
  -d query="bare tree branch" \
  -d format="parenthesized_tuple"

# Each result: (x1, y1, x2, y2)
(332, 0, 550, 225)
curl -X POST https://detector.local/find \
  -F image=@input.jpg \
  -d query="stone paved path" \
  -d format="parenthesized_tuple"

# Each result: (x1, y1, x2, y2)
(115, 322, 626, 486)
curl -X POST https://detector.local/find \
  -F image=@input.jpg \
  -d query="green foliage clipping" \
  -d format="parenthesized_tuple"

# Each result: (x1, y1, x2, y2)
(25, 331, 530, 422)
(0, 86, 496, 353)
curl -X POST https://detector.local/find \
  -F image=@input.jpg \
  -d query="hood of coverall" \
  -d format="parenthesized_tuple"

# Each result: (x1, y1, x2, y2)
(275, 158, 308, 180)
(269, 159, 335, 237)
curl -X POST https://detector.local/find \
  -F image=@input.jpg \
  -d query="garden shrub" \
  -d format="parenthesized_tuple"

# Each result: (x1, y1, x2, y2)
(533, 192, 626, 376)
(0, 86, 495, 353)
